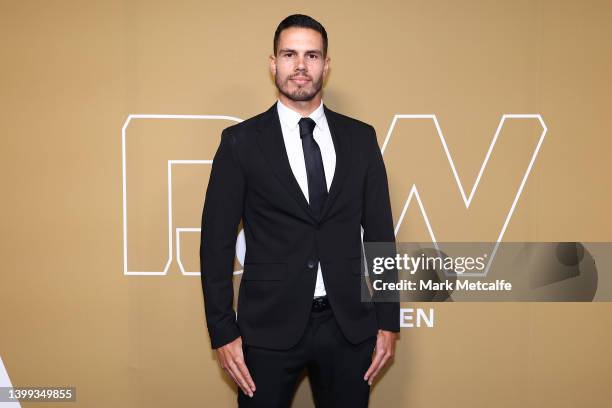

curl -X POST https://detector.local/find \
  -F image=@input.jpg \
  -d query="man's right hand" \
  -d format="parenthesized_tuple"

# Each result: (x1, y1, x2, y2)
(216, 336, 256, 397)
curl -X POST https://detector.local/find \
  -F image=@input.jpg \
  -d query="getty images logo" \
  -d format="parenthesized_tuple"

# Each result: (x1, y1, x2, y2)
(121, 112, 547, 278)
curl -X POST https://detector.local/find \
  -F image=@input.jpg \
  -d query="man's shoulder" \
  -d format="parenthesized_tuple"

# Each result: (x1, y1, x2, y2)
(326, 107, 377, 152)
(221, 108, 270, 139)
(326, 107, 374, 132)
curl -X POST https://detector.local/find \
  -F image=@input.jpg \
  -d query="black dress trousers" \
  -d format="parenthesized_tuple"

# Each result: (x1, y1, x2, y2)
(237, 307, 377, 408)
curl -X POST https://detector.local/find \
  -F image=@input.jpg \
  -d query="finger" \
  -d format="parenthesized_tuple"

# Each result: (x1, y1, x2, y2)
(229, 364, 252, 396)
(224, 362, 245, 395)
(235, 358, 256, 392)
(224, 367, 239, 388)
(363, 361, 378, 382)
(228, 360, 253, 397)
(364, 348, 385, 381)
(368, 353, 391, 385)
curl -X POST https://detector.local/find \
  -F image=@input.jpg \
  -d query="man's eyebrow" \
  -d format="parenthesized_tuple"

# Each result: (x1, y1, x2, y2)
(279, 48, 323, 56)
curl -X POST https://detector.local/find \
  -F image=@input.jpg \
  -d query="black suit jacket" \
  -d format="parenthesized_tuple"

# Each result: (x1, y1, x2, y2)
(200, 102, 400, 350)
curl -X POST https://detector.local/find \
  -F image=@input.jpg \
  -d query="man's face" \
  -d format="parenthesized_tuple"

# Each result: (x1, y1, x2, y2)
(270, 27, 330, 102)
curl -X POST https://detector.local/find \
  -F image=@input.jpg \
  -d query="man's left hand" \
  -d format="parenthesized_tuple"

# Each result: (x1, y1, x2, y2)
(364, 329, 397, 385)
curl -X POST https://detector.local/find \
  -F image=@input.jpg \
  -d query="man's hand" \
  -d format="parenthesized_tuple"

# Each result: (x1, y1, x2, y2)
(216, 336, 256, 397)
(363, 329, 397, 385)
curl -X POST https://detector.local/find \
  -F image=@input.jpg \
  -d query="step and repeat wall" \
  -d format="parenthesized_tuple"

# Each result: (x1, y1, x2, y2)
(1, 1, 611, 407)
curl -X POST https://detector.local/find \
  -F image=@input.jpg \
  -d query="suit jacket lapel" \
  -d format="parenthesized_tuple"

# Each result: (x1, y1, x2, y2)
(319, 104, 351, 223)
(256, 103, 318, 223)
(255, 102, 352, 224)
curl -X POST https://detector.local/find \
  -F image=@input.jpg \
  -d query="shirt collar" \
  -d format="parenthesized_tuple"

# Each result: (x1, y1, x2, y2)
(276, 98, 326, 132)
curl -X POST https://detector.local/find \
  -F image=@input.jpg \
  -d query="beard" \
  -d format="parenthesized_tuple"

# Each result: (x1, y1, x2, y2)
(275, 72, 323, 102)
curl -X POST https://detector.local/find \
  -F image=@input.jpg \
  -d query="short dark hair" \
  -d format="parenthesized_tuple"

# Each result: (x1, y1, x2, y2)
(273, 14, 328, 57)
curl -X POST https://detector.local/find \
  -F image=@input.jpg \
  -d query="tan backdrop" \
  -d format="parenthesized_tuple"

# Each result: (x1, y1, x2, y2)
(1, 0, 611, 407)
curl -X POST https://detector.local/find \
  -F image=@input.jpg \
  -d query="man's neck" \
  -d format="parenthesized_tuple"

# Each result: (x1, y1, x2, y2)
(278, 94, 322, 117)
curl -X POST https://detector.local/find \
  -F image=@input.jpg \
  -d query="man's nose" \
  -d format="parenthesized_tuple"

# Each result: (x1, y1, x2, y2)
(295, 55, 307, 70)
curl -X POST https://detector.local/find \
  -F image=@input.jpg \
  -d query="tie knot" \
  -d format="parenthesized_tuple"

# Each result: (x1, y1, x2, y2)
(298, 117, 316, 138)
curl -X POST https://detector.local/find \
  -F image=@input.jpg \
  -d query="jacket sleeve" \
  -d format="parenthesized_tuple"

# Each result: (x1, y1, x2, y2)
(361, 125, 401, 333)
(200, 128, 245, 349)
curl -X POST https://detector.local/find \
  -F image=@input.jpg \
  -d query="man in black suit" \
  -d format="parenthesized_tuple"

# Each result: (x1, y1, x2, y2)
(200, 14, 399, 407)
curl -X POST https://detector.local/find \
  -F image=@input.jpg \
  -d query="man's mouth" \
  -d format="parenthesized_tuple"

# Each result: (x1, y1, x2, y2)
(290, 77, 310, 85)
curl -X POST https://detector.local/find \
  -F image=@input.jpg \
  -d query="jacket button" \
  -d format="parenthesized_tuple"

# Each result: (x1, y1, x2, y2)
(307, 260, 316, 269)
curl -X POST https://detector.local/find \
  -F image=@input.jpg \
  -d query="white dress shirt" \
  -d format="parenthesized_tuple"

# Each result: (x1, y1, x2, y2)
(276, 98, 336, 297)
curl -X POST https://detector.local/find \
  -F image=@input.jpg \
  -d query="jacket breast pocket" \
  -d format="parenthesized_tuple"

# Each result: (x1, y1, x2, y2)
(241, 262, 287, 281)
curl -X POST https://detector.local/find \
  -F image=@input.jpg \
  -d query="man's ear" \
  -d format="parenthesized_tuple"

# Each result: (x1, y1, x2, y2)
(269, 55, 276, 77)
(323, 55, 331, 76)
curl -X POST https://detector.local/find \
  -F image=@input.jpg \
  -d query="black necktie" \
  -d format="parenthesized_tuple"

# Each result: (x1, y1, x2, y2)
(298, 117, 328, 218)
